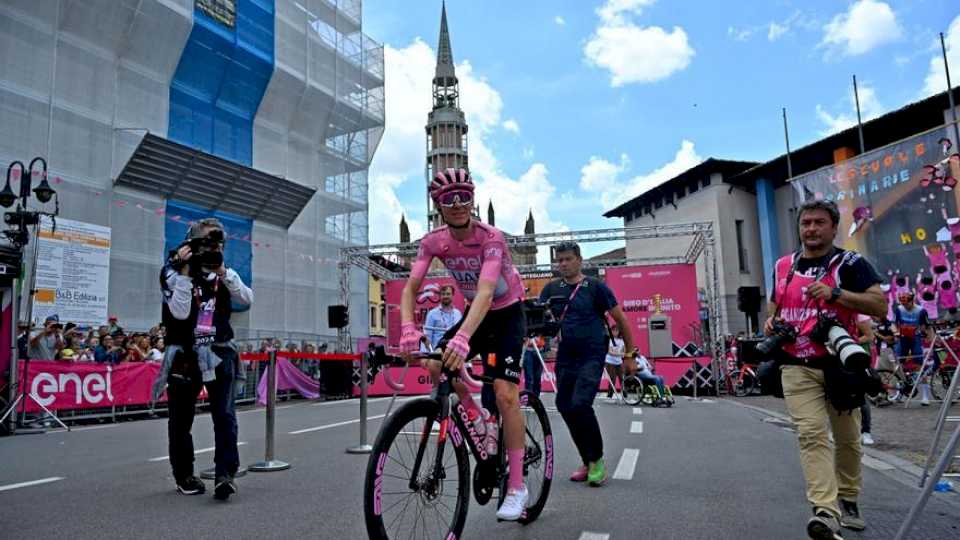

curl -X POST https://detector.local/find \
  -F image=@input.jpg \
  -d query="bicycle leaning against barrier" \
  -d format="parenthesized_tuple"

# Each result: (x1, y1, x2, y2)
(362, 346, 554, 540)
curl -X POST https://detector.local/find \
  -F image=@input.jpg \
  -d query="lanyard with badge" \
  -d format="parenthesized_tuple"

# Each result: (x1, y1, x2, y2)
(555, 279, 585, 342)
(194, 277, 219, 346)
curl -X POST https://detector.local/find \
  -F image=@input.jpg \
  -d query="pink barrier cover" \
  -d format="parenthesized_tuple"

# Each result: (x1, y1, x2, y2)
(18, 360, 164, 413)
(257, 358, 320, 404)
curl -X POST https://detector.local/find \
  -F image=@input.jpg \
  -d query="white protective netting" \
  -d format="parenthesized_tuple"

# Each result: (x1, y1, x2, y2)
(0, 0, 383, 342)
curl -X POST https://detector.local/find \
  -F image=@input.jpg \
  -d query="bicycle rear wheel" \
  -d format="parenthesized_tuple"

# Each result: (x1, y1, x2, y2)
(622, 375, 643, 406)
(733, 370, 756, 397)
(363, 399, 470, 540)
(497, 391, 554, 524)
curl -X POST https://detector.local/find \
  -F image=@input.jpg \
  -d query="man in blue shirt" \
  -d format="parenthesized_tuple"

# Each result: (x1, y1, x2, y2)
(539, 242, 636, 487)
(893, 291, 934, 405)
(423, 285, 462, 349)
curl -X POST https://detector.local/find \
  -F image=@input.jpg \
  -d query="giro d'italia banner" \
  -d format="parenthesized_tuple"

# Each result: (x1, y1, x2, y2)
(790, 126, 960, 292)
(604, 264, 701, 356)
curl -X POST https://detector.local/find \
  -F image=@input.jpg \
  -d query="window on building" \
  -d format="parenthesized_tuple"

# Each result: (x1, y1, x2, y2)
(736, 219, 749, 273)
(701, 176, 712, 188)
(380, 305, 387, 329)
(689, 182, 698, 194)
(654, 198, 663, 209)
(370, 306, 377, 327)
(676, 189, 685, 201)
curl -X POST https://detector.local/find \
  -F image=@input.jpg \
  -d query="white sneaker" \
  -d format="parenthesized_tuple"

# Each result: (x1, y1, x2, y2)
(496, 485, 528, 521)
(921, 399, 931, 407)
(861, 433, 874, 445)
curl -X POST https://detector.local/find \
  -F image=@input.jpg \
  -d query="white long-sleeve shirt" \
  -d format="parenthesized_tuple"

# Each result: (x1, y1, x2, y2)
(163, 268, 253, 320)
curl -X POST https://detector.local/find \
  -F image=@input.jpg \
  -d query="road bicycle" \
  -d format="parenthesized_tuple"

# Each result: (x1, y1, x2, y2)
(363, 349, 554, 540)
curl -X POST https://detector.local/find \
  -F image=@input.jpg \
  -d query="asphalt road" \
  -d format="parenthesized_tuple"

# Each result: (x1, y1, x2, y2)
(1, 394, 958, 539)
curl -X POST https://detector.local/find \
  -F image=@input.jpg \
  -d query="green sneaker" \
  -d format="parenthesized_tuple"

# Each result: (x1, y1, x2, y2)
(587, 459, 607, 487)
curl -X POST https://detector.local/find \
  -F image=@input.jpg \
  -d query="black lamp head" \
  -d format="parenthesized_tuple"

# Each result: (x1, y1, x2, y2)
(1, 161, 24, 208)
(33, 178, 55, 204)
(26, 157, 47, 202)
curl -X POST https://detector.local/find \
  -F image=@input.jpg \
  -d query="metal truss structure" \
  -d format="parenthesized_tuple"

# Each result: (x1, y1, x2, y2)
(338, 222, 723, 393)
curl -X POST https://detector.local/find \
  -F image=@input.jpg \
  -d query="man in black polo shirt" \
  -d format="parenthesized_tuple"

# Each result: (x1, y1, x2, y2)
(540, 242, 636, 487)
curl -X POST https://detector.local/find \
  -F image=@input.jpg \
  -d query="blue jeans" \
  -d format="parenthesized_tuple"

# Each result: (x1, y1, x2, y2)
(555, 339, 607, 464)
(523, 349, 542, 398)
(167, 346, 239, 481)
(638, 372, 666, 395)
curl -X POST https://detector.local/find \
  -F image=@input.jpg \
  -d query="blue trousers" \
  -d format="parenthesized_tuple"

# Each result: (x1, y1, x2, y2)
(555, 340, 607, 464)
(167, 346, 239, 481)
(523, 349, 543, 398)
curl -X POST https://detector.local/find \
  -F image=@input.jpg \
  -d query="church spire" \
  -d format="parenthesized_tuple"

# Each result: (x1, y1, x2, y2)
(487, 200, 495, 226)
(434, 1, 457, 87)
(399, 214, 410, 243)
(524, 209, 535, 235)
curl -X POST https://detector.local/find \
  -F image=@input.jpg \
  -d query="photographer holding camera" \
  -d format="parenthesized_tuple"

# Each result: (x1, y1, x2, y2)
(763, 200, 886, 540)
(152, 218, 253, 501)
(28, 315, 64, 360)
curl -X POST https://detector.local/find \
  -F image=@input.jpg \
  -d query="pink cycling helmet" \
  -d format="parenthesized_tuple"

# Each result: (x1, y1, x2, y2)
(430, 168, 474, 204)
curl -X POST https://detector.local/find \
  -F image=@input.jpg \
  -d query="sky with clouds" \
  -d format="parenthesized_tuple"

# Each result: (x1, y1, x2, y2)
(363, 0, 960, 253)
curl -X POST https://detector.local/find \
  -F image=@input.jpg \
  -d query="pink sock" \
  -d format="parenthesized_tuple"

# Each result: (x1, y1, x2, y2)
(508, 448, 525, 491)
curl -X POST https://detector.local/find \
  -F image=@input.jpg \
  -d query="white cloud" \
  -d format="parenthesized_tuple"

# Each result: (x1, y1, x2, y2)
(554, 15, 566, 26)
(584, 0, 694, 86)
(502, 119, 520, 134)
(727, 26, 754, 42)
(768, 21, 788, 42)
(580, 140, 703, 210)
(821, 0, 902, 57)
(367, 39, 566, 245)
(815, 82, 884, 136)
(597, 0, 655, 23)
(921, 15, 960, 97)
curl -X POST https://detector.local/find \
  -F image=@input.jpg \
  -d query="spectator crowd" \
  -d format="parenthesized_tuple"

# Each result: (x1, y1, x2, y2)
(18, 314, 167, 364)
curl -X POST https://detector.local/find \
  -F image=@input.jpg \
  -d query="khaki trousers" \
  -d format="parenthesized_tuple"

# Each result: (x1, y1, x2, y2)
(781, 365, 862, 518)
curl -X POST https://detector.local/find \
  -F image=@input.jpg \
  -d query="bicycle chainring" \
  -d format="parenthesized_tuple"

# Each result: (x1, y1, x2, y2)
(472, 461, 496, 505)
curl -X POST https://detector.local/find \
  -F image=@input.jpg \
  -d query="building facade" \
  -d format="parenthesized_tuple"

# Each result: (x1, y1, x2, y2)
(604, 160, 764, 336)
(0, 0, 384, 345)
(606, 90, 960, 337)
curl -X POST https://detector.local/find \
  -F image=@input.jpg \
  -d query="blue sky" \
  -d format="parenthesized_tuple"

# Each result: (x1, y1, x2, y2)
(364, 0, 960, 253)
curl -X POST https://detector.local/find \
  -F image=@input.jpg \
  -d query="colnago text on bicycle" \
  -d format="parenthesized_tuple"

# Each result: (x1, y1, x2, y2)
(398, 167, 530, 521)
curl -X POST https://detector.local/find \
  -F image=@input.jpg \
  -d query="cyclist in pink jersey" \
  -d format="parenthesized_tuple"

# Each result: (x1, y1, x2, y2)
(399, 168, 530, 521)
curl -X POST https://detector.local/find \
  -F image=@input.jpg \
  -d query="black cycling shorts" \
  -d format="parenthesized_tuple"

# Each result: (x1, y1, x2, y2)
(440, 301, 527, 385)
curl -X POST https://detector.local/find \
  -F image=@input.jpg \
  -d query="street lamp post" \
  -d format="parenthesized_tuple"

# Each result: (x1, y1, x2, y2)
(0, 157, 59, 434)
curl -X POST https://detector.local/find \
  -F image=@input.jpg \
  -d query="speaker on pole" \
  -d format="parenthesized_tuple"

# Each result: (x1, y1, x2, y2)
(328, 305, 349, 329)
(737, 286, 762, 314)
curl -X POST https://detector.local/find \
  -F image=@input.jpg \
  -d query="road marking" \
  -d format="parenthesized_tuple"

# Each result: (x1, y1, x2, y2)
(633, 408, 643, 415)
(630, 421, 643, 434)
(311, 396, 395, 407)
(47, 423, 121, 433)
(612, 448, 639, 480)
(861, 455, 895, 471)
(148, 442, 247, 462)
(0, 477, 65, 492)
(579, 531, 610, 540)
(289, 414, 387, 435)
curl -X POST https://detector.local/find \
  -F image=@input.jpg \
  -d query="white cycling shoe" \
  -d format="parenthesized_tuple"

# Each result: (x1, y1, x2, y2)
(496, 485, 528, 521)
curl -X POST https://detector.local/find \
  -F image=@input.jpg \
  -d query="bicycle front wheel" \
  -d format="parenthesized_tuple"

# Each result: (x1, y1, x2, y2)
(363, 399, 471, 540)
(497, 391, 554, 524)
(622, 375, 644, 406)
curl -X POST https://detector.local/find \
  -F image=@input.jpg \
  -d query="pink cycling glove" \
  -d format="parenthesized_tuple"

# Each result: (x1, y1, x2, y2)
(399, 322, 425, 354)
(445, 331, 471, 360)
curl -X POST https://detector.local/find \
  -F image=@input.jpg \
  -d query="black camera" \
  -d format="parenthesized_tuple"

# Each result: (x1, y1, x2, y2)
(755, 319, 798, 356)
(810, 314, 870, 371)
(523, 298, 560, 338)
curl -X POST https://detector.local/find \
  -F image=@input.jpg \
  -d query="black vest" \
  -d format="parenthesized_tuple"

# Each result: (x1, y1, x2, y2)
(163, 272, 234, 349)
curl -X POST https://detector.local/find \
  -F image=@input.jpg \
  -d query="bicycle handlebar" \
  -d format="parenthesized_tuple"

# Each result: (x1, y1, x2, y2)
(369, 345, 487, 392)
